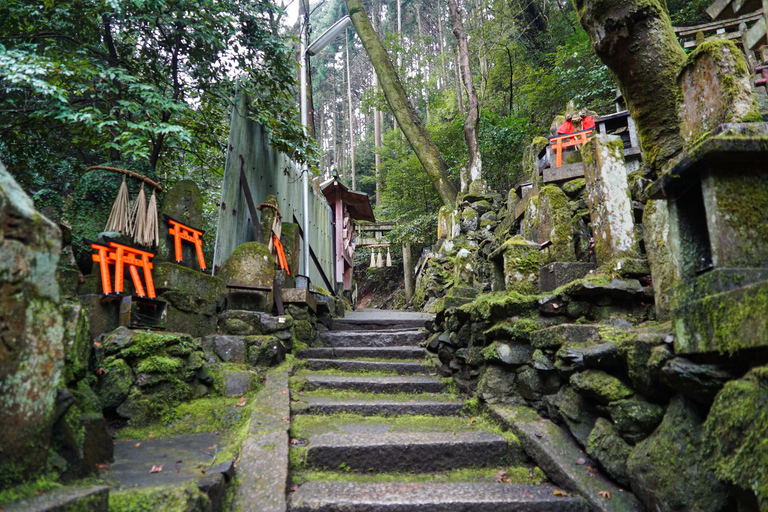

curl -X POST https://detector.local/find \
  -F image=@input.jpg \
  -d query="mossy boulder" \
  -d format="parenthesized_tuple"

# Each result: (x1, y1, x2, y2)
(608, 396, 665, 442)
(704, 366, 768, 509)
(627, 395, 731, 512)
(523, 136, 550, 183)
(218, 310, 293, 336)
(562, 178, 586, 197)
(97, 358, 134, 410)
(246, 335, 286, 367)
(586, 417, 632, 487)
(280, 222, 301, 276)
(570, 370, 634, 405)
(477, 364, 518, 405)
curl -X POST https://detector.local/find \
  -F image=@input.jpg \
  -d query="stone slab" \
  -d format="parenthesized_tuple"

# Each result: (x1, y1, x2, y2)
(4, 485, 110, 512)
(307, 432, 509, 472)
(102, 433, 229, 488)
(331, 309, 432, 331)
(530, 325, 601, 350)
(320, 330, 427, 348)
(303, 359, 430, 375)
(290, 481, 589, 512)
(294, 398, 464, 416)
(540, 263, 597, 292)
(491, 406, 644, 512)
(304, 375, 445, 393)
(281, 288, 317, 313)
(543, 162, 585, 184)
(297, 347, 426, 360)
(233, 372, 291, 512)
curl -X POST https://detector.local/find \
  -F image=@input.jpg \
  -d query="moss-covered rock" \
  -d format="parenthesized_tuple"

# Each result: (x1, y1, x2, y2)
(523, 136, 550, 183)
(608, 396, 664, 441)
(704, 366, 768, 509)
(586, 417, 632, 487)
(0, 162, 65, 488)
(97, 358, 134, 410)
(61, 304, 91, 384)
(499, 236, 540, 294)
(153, 262, 224, 313)
(678, 40, 760, 148)
(570, 369, 634, 405)
(477, 364, 518, 405)
(627, 395, 730, 512)
(538, 185, 576, 262)
(247, 336, 286, 367)
(562, 178, 586, 197)
(217, 242, 275, 291)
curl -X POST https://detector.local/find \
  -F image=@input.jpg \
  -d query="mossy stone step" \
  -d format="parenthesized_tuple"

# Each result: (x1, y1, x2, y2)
(290, 481, 589, 511)
(303, 359, 430, 375)
(292, 397, 464, 416)
(303, 375, 445, 393)
(306, 432, 510, 472)
(319, 330, 427, 348)
(297, 347, 426, 360)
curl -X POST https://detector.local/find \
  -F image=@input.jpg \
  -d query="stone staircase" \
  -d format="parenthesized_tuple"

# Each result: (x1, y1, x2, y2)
(288, 312, 588, 511)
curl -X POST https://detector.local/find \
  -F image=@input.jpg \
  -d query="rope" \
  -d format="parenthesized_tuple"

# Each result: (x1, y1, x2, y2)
(256, 202, 282, 219)
(85, 165, 163, 191)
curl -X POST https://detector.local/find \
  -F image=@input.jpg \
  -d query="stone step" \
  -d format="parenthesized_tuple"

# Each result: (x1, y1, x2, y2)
(297, 346, 426, 360)
(320, 330, 427, 347)
(303, 375, 445, 394)
(290, 482, 589, 511)
(293, 397, 464, 416)
(307, 432, 510, 472)
(490, 406, 644, 512)
(4, 486, 110, 512)
(303, 359, 431, 375)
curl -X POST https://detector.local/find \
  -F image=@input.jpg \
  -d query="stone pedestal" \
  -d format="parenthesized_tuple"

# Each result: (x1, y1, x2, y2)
(648, 124, 768, 354)
(581, 135, 639, 265)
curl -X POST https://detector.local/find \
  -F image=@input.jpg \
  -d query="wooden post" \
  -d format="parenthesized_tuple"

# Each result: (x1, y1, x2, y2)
(403, 242, 414, 302)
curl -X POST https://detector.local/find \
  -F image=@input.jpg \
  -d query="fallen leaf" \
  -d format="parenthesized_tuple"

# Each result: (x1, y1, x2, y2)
(282, 391, 287, 395)
(281, 416, 290, 421)
(235, 397, 247, 407)
(176, 460, 183, 463)
(554, 490, 569, 497)
(95, 368, 105, 376)
(148, 434, 155, 438)
(495, 470, 508, 483)
(290, 438, 300, 445)
(93, 342, 102, 347)
(135, 443, 141, 448)
(207, 445, 216, 450)
(599, 490, 612, 500)
(149, 465, 163, 473)
(576, 457, 586, 465)
(96, 464, 110, 469)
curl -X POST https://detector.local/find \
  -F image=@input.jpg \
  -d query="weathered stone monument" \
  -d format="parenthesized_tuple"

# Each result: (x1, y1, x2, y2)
(0, 162, 64, 487)
(647, 40, 767, 354)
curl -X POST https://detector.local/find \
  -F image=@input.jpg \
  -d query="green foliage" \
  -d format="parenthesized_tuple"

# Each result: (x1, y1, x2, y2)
(0, 0, 315, 195)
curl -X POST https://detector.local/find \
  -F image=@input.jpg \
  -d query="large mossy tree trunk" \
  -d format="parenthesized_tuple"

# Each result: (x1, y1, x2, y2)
(346, 0, 458, 208)
(573, 0, 686, 176)
(447, 0, 482, 192)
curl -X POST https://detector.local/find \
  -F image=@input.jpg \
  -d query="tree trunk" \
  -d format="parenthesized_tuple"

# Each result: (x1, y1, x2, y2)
(574, 0, 685, 175)
(346, 32, 357, 190)
(448, 0, 481, 191)
(346, 0, 458, 208)
(300, 0, 316, 139)
(437, 0, 447, 90)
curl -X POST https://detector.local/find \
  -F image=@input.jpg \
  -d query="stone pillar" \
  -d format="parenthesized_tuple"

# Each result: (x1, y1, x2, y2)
(643, 200, 674, 320)
(538, 185, 576, 262)
(437, 206, 452, 240)
(0, 162, 64, 487)
(581, 134, 639, 264)
(159, 179, 204, 269)
(403, 243, 414, 302)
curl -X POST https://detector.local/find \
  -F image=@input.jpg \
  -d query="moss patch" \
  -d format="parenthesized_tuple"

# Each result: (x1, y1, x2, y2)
(109, 482, 208, 512)
(291, 466, 547, 486)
